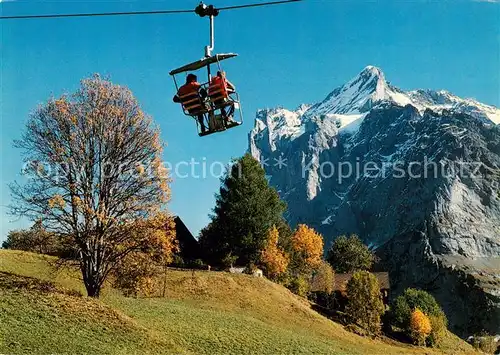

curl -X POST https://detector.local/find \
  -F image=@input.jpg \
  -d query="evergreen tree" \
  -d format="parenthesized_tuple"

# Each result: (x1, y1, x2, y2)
(199, 153, 287, 265)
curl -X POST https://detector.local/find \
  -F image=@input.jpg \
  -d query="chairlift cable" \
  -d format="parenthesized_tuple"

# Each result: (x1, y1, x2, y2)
(0, 0, 302, 20)
(218, 0, 301, 11)
(0, 9, 194, 20)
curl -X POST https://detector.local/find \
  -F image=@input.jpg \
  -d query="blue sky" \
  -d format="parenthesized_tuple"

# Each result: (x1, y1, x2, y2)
(1, 0, 499, 241)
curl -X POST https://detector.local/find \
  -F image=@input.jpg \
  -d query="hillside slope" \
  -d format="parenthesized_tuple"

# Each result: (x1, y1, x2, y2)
(0, 250, 476, 354)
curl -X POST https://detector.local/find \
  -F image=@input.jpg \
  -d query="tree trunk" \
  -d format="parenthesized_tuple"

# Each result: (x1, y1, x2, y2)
(84, 278, 101, 298)
(162, 263, 167, 298)
(82, 260, 102, 298)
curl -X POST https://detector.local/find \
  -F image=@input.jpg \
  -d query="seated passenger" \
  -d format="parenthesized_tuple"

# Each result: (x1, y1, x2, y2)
(173, 73, 207, 133)
(208, 71, 236, 122)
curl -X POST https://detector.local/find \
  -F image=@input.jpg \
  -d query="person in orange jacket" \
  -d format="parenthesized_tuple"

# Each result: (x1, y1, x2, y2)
(208, 71, 236, 121)
(173, 74, 207, 133)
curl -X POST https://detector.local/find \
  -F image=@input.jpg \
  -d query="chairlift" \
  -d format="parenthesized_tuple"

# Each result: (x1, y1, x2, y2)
(169, 3, 243, 137)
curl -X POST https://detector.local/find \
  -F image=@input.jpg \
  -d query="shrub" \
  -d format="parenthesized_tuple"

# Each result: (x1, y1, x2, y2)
(310, 261, 334, 295)
(327, 235, 374, 273)
(221, 253, 238, 268)
(390, 288, 447, 347)
(470, 333, 499, 354)
(391, 288, 445, 329)
(288, 275, 310, 298)
(170, 255, 185, 268)
(113, 253, 161, 297)
(244, 262, 257, 274)
(3, 221, 65, 256)
(409, 309, 432, 346)
(344, 323, 370, 337)
(427, 314, 447, 347)
(345, 271, 385, 334)
(191, 259, 206, 269)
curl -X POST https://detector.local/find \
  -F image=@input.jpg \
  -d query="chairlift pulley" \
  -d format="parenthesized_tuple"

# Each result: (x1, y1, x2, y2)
(195, 3, 220, 17)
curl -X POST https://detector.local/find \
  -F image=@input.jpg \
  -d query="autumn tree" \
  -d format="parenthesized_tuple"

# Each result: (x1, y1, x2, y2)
(113, 214, 177, 297)
(310, 261, 334, 295)
(2, 220, 63, 256)
(327, 234, 374, 273)
(10, 75, 174, 297)
(289, 224, 324, 275)
(261, 225, 289, 280)
(409, 308, 432, 346)
(345, 271, 385, 334)
(199, 153, 287, 265)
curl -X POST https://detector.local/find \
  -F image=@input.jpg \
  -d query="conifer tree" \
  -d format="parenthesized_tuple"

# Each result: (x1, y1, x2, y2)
(199, 153, 287, 265)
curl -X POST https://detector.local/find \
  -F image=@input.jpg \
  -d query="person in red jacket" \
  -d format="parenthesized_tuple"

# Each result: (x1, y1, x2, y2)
(208, 71, 236, 122)
(173, 74, 207, 133)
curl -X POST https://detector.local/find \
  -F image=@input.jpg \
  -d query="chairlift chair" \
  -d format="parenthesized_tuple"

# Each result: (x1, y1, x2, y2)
(169, 53, 243, 137)
(169, 3, 243, 137)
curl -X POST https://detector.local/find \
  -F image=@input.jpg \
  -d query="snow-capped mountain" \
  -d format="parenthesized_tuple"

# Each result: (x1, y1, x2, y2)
(249, 66, 500, 337)
(250, 65, 499, 201)
(251, 66, 498, 161)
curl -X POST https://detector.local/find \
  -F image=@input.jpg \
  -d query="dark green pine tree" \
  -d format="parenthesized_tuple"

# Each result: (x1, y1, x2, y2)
(199, 153, 288, 266)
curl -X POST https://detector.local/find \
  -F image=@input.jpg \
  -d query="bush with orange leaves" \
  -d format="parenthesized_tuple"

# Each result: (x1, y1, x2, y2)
(290, 224, 324, 275)
(261, 225, 289, 280)
(113, 212, 178, 297)
(409, 308, 432, 346)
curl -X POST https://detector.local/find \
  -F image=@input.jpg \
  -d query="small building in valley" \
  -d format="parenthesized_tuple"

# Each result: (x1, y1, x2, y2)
(310, 271, 391, 311)
(333, 272, 391, 303)
(173, 216, 202, 262)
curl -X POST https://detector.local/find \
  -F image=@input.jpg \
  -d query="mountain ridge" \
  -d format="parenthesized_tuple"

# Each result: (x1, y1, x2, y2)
(251, 66, 499, 142)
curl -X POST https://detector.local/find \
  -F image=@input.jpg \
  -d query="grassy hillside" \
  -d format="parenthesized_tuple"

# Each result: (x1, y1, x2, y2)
(0, 250, 476, 355)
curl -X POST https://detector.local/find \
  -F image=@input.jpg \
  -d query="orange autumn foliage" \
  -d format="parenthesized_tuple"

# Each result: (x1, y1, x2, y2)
(291, 224, 324, 273)
(113, 212, 178, 297)
(261, 226, 289, 280)
(410, 308, 432, 346)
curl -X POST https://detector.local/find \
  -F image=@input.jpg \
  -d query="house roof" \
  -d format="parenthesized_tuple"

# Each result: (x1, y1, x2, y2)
(333, 272, 390, 291)
(310, 272, 390, 293)
(173, 216, 201, 260)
